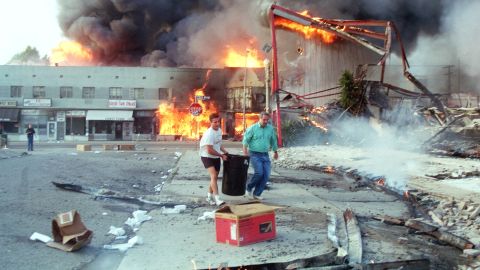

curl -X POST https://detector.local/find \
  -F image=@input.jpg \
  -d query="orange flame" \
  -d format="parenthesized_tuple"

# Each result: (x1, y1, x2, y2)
(225, 48, 263, 68)
(50, 41, 94, 66)
(234, 113, 258, 136)
(323, 166, 335, 174)
(157, 71, 218, 139)
(274, 10, 336, 43)
(376, 178, 386, 186)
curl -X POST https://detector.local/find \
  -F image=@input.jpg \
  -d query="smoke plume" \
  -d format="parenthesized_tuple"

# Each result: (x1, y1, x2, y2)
(57, 0, 478, 89)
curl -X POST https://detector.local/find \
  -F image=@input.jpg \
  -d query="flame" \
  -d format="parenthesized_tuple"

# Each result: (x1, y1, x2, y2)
(157, 70, 218, 139)
(50, 41, 94, 66)
(376, 178, 386, 186)
(234, 113, 258, 136)
(323, 166, 335, 174)
(274, 10, 336, 43)
(225, 48, 263, 68)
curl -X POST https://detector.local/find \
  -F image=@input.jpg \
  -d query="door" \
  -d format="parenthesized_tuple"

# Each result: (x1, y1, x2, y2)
(47, 122, 57, 141)
(115, 122, 122, 140)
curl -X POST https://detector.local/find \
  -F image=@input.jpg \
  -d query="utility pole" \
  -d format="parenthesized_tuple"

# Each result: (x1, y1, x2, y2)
(243, 49, 249, 134)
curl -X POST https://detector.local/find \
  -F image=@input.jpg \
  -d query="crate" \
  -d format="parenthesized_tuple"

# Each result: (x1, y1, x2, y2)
(215, 202, 279, 246)
(76, 144, 92, 151)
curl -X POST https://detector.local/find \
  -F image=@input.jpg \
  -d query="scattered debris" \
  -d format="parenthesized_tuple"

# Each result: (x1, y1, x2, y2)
(125, 210, 152, 231)
(46, 210, 93, 252)
(161, 205, 187, 214)
(108, 226, 126, 237)
(103, 236, 143, 251)
(29, 232, 52, 243)
(197, 211, 215, 221)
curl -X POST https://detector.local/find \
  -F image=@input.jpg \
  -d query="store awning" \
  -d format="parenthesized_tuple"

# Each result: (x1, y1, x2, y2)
(0, 108, 20, 122)
(86, 110, 134, 121)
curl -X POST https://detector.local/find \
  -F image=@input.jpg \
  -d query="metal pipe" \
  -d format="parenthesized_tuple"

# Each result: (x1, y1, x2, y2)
(243, 49, 248, 134)
(264, 58, 270, 112)
(270, 7, 283, 147)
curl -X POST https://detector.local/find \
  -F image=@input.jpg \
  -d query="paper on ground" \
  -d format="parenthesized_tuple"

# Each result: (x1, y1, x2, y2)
(30, 232, 52, 243)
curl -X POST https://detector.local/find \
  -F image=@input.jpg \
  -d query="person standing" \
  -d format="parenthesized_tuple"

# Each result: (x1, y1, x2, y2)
(199, 113, 228, 206)
(242, 111, 279, 200)
(26, 124, 36, 151)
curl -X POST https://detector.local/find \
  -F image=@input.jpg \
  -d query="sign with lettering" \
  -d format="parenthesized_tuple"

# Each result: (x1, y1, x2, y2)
(108, 100, 137, 108)
(0, 100, 17, 107)
(189, 103, 203, 116)
(23, 99, 51, 107)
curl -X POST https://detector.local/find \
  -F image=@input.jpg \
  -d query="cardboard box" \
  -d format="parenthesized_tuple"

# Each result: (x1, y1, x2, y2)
(215, 202, 280, 246)
(103, 144, 118, 151)
(46, 210, 93, 252)
(118, 144, 135, 151)
(76, 144, 92, 151)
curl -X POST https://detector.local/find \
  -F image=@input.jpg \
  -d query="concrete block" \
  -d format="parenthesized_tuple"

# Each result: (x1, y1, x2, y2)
(103, 144, 118, 151)
(118, 144, 135, 151)
(76, 144, 92, 151)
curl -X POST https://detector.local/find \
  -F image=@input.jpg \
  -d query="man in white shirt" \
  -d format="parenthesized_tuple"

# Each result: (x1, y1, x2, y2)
(199, 113, 228, 206)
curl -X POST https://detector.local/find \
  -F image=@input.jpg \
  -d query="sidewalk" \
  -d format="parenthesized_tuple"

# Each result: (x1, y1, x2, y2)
(116, 149, 338, 269)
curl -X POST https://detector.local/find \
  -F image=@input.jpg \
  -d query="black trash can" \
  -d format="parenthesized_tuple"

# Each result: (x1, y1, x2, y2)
(222, 154, 250, 196)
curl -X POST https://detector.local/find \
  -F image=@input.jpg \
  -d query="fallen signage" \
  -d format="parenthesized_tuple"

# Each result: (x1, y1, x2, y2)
(215, 201, 281, 246)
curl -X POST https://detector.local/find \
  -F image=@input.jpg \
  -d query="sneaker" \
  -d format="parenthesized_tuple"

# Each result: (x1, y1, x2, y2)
(215, 196, 225, 206)
(245, 190, 254, 199)
(206, 197, 215, 205)
(253, 195, 264, 200)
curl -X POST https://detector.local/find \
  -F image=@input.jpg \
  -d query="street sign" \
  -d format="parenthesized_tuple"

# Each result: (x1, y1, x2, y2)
(195, 95, 210, 102)
(189, 103, 203, 116)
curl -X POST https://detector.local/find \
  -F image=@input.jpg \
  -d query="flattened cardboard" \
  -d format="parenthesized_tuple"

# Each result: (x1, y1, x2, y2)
(46, 210, 93, 252)
(216, 201, 281, 219)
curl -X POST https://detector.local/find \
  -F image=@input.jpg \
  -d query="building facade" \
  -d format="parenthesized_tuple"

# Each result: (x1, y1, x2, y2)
(0, 65, 233, 141)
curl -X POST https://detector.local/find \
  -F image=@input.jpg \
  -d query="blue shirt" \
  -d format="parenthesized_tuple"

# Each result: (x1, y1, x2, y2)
(242, 122, 278, 153)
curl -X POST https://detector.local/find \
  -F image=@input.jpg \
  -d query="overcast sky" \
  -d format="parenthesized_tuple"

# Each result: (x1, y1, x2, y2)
(0, 0, 63, 64)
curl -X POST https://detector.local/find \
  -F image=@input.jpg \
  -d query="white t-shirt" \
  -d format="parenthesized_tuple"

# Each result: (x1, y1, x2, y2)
(199, 127, 222, 158)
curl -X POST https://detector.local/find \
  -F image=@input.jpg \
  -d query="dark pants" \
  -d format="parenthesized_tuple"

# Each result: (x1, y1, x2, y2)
(27, 136, 34, 151)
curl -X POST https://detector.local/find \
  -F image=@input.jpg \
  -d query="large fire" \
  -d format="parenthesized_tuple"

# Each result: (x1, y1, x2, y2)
(50, 41, 94, 66)
(274, 11, 336, 43)
(234, 113, 259, 136)
(224, 48, 263, 68)
(157, 70, 218, 139)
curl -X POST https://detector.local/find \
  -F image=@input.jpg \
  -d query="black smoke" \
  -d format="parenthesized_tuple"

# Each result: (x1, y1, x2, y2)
(56, 0, 453, 68)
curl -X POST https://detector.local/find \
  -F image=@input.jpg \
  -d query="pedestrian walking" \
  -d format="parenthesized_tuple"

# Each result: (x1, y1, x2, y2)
(199, 113, 228, 206)
(242, 111, 278, 200)
(26, 124, 36, 151)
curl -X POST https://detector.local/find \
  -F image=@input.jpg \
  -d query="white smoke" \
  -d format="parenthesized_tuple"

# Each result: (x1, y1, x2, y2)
(408, 0, 480, 92)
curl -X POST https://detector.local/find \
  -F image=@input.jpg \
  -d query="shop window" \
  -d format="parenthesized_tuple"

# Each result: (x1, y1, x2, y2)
(32, 86, 46, 98)
(134, 117, 153, 134)
(109, 87, 123, 99)
(60, 86, 73, 98)
(1, 122, 19, 133)
(10, 86, 22, 97)
(158, 88, 170, 100)
(82, 87, 95, 99)
(65, 117, 86, 135)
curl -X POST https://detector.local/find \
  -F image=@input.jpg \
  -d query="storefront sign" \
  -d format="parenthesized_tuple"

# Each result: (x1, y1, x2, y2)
(24, 99, 52, 107)
(57, 111, 66, 122)
(0, 100, 17, 107)
(108, 100, 136, 109)
(66, 110, 86, 117)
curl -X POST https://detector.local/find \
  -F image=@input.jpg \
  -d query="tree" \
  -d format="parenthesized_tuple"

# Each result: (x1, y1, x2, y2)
(339, 70, 366, 116)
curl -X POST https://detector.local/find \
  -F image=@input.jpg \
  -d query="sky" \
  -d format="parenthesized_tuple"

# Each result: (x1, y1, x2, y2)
(0, 0, 63, 64)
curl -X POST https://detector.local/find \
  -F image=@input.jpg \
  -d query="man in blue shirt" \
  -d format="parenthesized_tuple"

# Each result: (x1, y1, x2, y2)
(242, 111, 279, 200)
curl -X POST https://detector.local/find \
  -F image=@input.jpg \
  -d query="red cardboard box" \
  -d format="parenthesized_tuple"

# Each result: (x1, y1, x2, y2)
(215, 202, 280, 246)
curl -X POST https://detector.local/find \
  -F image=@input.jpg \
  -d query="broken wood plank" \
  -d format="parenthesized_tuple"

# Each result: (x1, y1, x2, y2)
(405, 219, 474, 250)
(372, 215, 405, 226)
(361, 258, 430, 270)
(343, 209, 362, 264)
